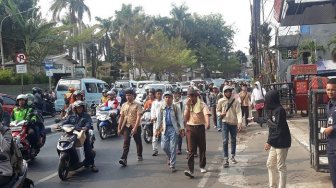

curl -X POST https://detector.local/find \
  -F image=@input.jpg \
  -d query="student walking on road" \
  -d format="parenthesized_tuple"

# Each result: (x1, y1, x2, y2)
(118, 88, 143, 167)
(239, 84, 251, 127)
(151, 89, 163, 156)
(217, 85, 242, 168)
(155, 91, 185, 172)
(254, 90, 291, 188)
(184, 87, 211, 178)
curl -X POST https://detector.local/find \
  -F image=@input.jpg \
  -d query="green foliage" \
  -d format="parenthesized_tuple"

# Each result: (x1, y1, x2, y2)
(33, 74, 49, 84)
(298, 39, 325, 64)
(100, 76, 114, 85)
(0, 69, 13, 84)
(11, 73, 33, 85)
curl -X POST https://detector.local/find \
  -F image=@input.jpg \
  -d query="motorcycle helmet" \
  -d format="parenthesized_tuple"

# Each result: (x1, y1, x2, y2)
(73, 100, 85, 108)
(26, 93, 34, 106)
(172, 87, 182, 94)
(17, 94, 28, 101)
(32, 87, 42, 94)
(102, 89, 109, 93)
(68, 87, 76, 93)
(107, 91, 116, 96)
(73, 90, 83, 96)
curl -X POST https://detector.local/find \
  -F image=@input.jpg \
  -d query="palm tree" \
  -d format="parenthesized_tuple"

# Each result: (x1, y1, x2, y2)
(50, 0, 91, 66)
(170, 3, 192, 39)
(258, 22, 274, 83)
(298, 39, 325, 64)
(95, 16, 113, 62)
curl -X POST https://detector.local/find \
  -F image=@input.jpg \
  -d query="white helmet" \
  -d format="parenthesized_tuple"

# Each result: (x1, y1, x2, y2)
(107, 91, 116, 96)
(73, 100, 85, 108)
(16, 94, 28, 100)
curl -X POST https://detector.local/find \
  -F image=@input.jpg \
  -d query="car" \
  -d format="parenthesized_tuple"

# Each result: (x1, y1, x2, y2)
(135, 83, 173, 104)
(0, 93, 16, 115)
(180, 81, 191, 96)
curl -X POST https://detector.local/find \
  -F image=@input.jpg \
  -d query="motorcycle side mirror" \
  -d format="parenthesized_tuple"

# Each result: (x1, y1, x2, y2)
(54, 118, 61, 123)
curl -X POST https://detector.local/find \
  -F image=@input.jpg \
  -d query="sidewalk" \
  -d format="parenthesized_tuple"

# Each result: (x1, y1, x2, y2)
(209, 119, 332, 188)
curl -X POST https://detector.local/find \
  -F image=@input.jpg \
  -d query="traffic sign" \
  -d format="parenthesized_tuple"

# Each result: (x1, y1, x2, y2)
(16, 53, 27, 64)
(16, 64, 27, 73)
(46, 70, 53, 77)
(44, 58, 54, 70)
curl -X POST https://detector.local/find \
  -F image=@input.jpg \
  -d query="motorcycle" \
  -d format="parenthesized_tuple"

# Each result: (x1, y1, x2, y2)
(96, 106, 118, 140)
(141, 110, 153, 144)
(2, 159, 34, 188)
(10, 120, 46, 160)
(56, 124, 95, 181)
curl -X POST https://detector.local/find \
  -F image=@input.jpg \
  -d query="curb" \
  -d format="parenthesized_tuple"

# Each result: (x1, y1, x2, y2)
(287, 120, 310, 152)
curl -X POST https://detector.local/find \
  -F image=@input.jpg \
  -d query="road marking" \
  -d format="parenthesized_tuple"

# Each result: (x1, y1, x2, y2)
(35, 172, 58, 185)
(197, 155, 221, 188)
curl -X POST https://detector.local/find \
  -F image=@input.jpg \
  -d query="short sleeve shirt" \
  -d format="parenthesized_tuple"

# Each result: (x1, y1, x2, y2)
(121, 101, 143, 127)
(186, 102, 211, 125)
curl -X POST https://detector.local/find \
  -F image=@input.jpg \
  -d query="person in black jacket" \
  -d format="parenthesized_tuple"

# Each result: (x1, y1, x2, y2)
(254, 90, 291, 188)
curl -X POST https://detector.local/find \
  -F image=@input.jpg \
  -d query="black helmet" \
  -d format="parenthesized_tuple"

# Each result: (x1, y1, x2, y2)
(73, 100, 85, 108)
(32, 87, 42, 94)
(172, 87, 182, 94)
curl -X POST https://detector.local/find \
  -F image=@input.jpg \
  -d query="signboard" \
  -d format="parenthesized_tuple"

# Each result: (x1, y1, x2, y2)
(46, 70, 53, 77)
(281, 48, 298, 59)
(16, 53, 27, 64)
(290, 64, 317, 75)
(16, 64, 27, 74)
(295, 80, 308, 94)
(44, 59, 54, 70)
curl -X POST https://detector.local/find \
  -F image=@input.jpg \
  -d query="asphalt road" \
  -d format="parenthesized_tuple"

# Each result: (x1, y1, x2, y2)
(28, 116, 223, 188)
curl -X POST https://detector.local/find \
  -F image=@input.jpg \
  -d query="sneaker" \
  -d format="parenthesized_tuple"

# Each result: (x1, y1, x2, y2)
(90, 165, 99, 172)
(119, 159, 127, 167)
(177, 150, 182, 155)
(184, 170, 194, 178)
(200, 168, 207, 173)
(152, 151, 158, 156)
(137, 156, 143, 161)
(217, 128, 222, 132)
(213, 126, 217, 129)
(170, 167, 177, 173)
(223, 160, 229, 168)
(231, 157, 237, 164)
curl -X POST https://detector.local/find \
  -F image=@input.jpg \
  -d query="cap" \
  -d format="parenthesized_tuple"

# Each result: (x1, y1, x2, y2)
(163, 91, 173, 97)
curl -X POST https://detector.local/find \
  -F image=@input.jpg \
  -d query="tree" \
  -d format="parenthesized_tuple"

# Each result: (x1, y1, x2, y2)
(298, 39, 325, 64)
(258, 22, 274, 83)
(170, 3, 192, 39)
(95, 16, 113, 62)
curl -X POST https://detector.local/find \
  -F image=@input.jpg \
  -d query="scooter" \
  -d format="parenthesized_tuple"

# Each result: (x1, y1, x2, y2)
(96, 106, 118, 140)
(90, 102, 98, 116)
(56, 124, 95, 181)
(2, 159, 34, 188)
(42, 98, 56, 117)
(141, 110, 153, 144)
(10, 120, 46, 160)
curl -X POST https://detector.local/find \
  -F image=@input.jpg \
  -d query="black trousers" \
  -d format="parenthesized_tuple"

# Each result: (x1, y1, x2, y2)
(328, 151, 336, 187)
(121, 126, 143, 160)
(241, 106, 249, 126)
(84, 131, 95, 166)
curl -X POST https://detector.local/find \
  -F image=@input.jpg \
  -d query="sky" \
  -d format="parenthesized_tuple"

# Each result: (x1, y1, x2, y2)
(38, 0, 275, 54)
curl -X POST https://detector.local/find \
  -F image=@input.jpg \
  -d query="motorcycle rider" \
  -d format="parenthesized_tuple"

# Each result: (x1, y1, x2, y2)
(105, 91, 119, 109)
(26, 93, 45, 143)
(143, 89, 155, 111)
(62, 100, 99, 172)
(32, 87, 43, 114)
(100, 89, 109, 104)
(10, 95, 40, 153)
(0, 121, 14, 186)
(0, 96, 10, 127)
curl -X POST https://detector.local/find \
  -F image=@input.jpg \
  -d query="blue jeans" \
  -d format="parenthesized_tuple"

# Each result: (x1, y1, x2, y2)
(161, 126, 178, 168)
(217, 115, 222, 129)
(222, 123, 237, 158)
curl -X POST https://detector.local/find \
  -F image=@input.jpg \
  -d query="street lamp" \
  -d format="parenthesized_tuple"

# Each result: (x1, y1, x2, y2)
(1, 7, 36, 70)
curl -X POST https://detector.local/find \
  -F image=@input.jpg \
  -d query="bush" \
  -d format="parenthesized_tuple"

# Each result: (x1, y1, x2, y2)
(33, 74, 49, 84)
(0, 69, 13, 84)
(100, 76, 114, 85)
(11, 73, 34, 85)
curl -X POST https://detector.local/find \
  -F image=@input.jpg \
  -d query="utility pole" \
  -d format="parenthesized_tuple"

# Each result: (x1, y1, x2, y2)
(252, 0, 261, 78)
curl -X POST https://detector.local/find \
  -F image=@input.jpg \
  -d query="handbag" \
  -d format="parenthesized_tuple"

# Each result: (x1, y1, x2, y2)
(254, 87, 265, 110)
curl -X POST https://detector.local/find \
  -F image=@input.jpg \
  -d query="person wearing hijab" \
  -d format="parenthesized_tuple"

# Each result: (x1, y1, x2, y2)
(251, 81, 267, 127)
(253, 90, 291, 188)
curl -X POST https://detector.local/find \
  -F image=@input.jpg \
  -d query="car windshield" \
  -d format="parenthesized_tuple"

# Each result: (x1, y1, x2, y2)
(180, 82, 190, 86)
(56, 80, 80, 91)
(147, 84, 165, 91)
(115, 81, 130, 88)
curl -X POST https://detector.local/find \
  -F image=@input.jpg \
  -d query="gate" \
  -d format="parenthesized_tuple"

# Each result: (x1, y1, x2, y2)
(309, 89, 329, 172)
(263, 83, 296, 118)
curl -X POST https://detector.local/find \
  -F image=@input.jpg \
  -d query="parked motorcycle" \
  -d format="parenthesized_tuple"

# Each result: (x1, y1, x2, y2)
(56, 124, 95, 181)
(2, 159, 34, 188)
(141, 110, 153, 144)
(96, 106, 118, 140)
(10, 120, 46, 160)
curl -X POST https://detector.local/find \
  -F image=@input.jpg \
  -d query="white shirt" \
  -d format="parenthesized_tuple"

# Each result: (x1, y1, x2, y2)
(151, 99, 163, 120)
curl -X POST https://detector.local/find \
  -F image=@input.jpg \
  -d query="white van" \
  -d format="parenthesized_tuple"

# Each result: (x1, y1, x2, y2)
(54, 77, 109, 111)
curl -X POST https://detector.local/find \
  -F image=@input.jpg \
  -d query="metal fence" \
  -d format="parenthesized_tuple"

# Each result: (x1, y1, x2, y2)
(309, 89, 329, 172)
(263, 83, 296, 118)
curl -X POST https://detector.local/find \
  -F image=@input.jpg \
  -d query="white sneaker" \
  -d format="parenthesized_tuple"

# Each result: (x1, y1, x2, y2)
(200, 168, 207, 173)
